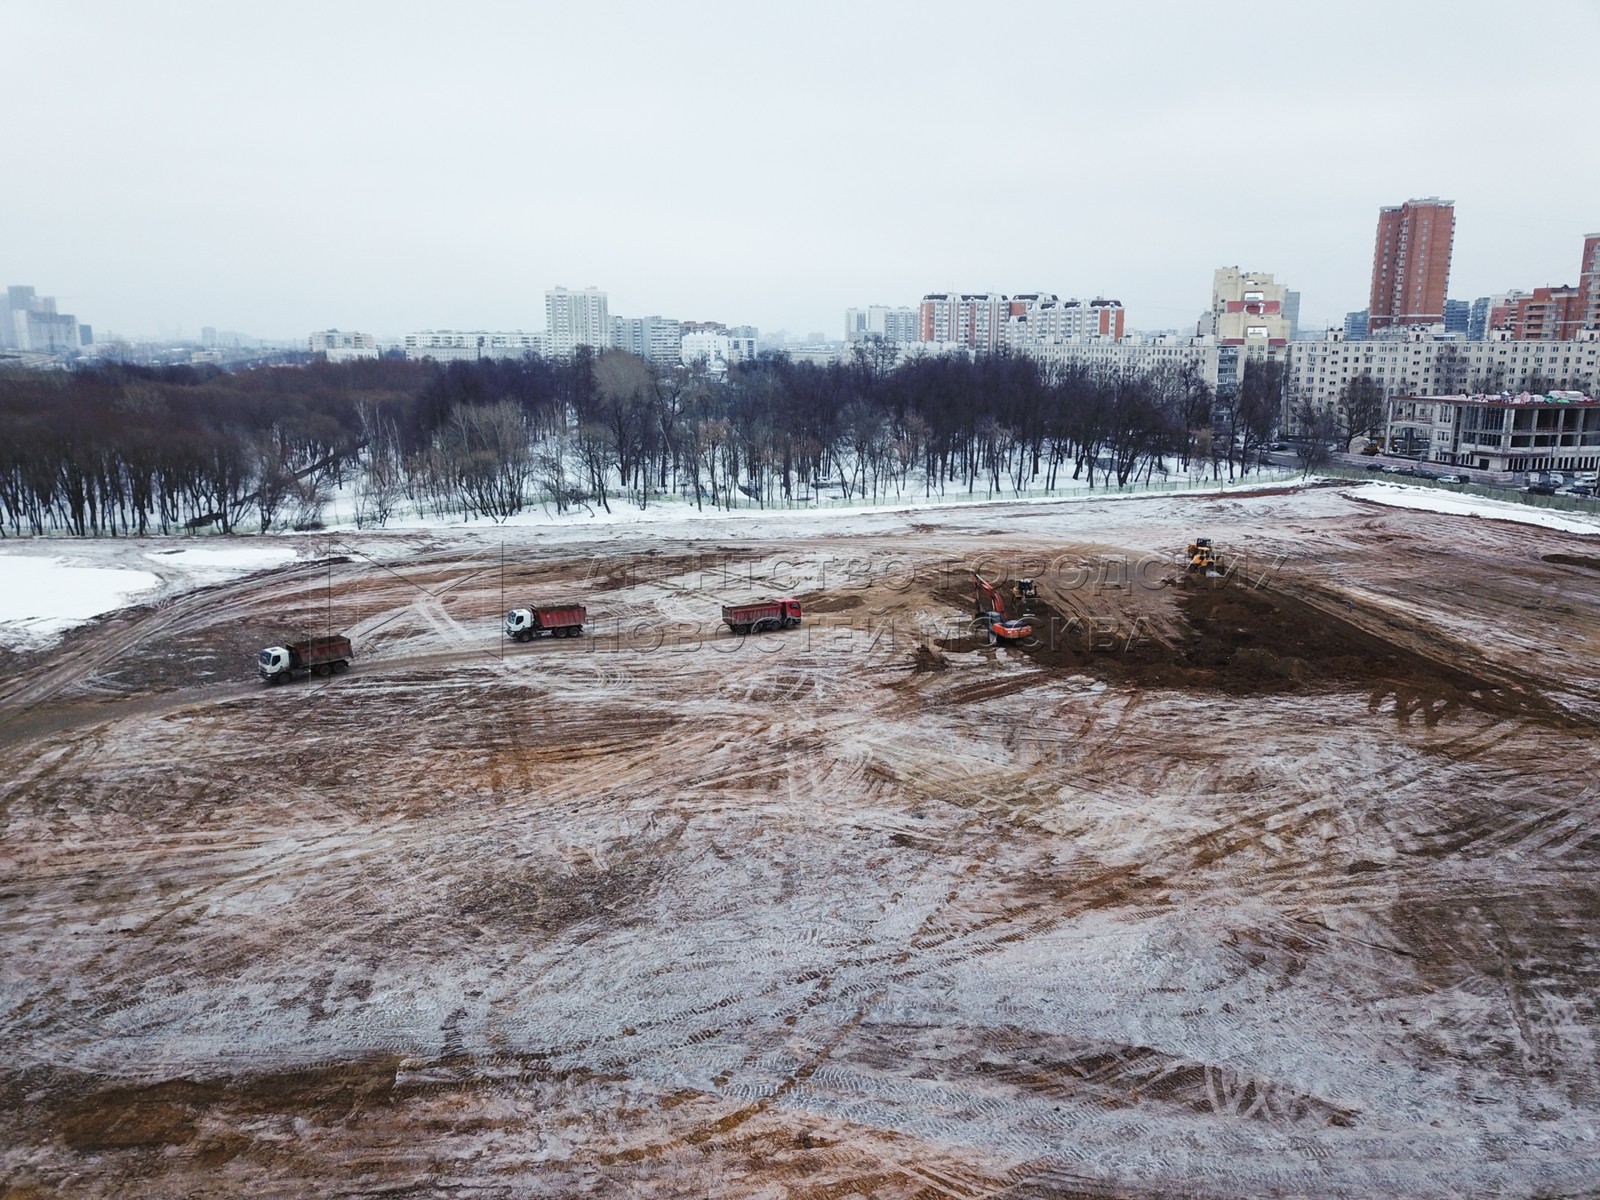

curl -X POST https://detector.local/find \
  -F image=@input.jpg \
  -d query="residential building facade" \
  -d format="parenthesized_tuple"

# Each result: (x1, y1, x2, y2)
(308, 329, 379, 362)
(403, 331, 545, 362)
(611, 315, 682, 365)
(681, 330, 757, 373)
(1022, 333, 1219, 385)
(1368, 197, 1455, 333)
(545, 286, 609, 356)
(3, 285, 83, 353)
(845, 305, 919, 343)
(1584, 233, 1600, 331)
(1004, 297, 1124, 350)
(1285, 326, 1600, 431)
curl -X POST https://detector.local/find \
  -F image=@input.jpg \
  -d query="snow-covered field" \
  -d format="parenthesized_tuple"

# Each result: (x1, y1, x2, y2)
(4, 482, 1600, 1197)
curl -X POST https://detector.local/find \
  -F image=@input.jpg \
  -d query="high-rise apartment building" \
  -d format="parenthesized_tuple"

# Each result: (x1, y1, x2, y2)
(1507, 286, 1585, 341)
(1343, 310, 1370, 342)
(1367, 197, 1455, 334)
(1583, 233, 1600, 331)
(1444, 299, 1470, 336)
(2, 285, 83, 353)
(545, 286, 609, 357)
(918, 293, 1020, 353)
(1501, 235, 1600, 341)
(611, 315, 682, 365)
(845, 305, 919, 343)
(1004, 297, 1124, 348)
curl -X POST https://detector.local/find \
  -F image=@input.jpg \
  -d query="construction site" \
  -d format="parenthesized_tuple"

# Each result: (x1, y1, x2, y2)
(4, 483, 1600, 1197)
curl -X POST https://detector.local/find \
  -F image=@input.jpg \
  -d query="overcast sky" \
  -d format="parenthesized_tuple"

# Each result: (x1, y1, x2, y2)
(5, 0, 1598, 342)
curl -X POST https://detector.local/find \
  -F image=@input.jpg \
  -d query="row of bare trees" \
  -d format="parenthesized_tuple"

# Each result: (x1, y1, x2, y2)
(0, 348, 1291, 536)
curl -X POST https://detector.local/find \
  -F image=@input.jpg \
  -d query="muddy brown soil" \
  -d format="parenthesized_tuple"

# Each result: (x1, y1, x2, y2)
(934, 571, 1561, 727)
(8, 494, 1600, 1197)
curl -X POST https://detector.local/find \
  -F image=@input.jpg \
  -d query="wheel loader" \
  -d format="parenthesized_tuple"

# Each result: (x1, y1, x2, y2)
(1185, 537, 1223, 578)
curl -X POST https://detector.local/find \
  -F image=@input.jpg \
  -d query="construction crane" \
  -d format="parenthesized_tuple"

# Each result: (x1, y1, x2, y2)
(973, 573, 1035, 643)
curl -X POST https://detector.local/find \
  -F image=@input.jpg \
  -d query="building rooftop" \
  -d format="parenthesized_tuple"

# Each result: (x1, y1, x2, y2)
(1419, 390, 1597, 407)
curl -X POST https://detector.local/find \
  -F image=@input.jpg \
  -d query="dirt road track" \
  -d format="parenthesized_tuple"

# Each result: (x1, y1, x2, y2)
(5, 488, 1600, 1197)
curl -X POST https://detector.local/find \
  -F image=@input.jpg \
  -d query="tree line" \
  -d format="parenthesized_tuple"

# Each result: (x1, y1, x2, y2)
(0, 347, 1294, 536)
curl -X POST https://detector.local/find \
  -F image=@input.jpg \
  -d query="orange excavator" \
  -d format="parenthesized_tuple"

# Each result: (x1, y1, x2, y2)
(973, 573, 1035, 643)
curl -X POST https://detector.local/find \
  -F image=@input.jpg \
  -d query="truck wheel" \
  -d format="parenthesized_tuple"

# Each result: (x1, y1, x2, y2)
(333, 660, 348, 674)
(267, 674, 283, 686)
(784, 618, 799, 629)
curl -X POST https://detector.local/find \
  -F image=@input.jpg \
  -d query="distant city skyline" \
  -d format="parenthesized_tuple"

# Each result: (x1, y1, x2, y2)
(4, 1, 1597, 341)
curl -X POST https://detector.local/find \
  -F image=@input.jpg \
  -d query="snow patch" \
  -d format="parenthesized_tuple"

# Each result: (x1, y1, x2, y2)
(1341, 481, 1600, 535)
(143, 546, 298, 572)
(0, 556, 161, 647)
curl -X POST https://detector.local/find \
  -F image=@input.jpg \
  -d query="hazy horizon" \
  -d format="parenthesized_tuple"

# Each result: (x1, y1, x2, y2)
(5, 0, 1598, 343)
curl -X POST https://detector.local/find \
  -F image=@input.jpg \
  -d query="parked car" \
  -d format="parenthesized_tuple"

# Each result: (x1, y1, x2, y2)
(1435, 473, 1468, 484)
(1526, 483, 1558, 495)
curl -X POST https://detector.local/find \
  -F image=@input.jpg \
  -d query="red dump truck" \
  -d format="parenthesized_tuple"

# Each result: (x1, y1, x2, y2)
(258, 634, 354, 684)
(722, 599, 803, 634)
(505, 603, 586, 642)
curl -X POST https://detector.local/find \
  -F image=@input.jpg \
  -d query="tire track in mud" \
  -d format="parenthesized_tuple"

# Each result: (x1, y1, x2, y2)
(0, 558, 348, 715)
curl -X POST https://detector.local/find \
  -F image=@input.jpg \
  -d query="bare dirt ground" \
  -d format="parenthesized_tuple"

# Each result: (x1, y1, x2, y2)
(6, 487, 1600, 1197)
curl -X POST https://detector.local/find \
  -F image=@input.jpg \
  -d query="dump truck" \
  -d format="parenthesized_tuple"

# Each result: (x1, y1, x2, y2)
(258, 634, 353, 685)
(505, 603, 586, 642)
(722, 599, 802, 634)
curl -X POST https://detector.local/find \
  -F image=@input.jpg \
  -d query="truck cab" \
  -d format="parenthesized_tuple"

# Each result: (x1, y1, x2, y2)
(259, 646, 291, 682)
(505, 609, 535, 639)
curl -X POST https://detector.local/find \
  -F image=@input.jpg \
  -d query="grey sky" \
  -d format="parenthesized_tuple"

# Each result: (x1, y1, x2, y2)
(5, 0, 1598, 341)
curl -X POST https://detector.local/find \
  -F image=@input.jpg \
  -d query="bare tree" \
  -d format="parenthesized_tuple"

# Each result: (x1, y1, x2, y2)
(1338, 375, 1385, 445)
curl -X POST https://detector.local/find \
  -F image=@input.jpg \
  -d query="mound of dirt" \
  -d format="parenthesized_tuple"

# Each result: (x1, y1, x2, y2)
(931, 574, 1552, 722)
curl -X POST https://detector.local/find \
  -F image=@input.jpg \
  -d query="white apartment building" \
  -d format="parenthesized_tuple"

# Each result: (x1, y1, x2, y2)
(1286, 327, 1600, 427)
(1022, 333, 1220, 382)
(845, 305, 919, 343)
(1003, 297, 1125, 350)
(403, 331, 545, 363)
(611, 315, 682, 365)
(545, 286, 610, 357)
(3, 286, 82, 353)
(681, 331, 757, 374)
(918, 292, 1016, 354)
(308, 329, 379, 363)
